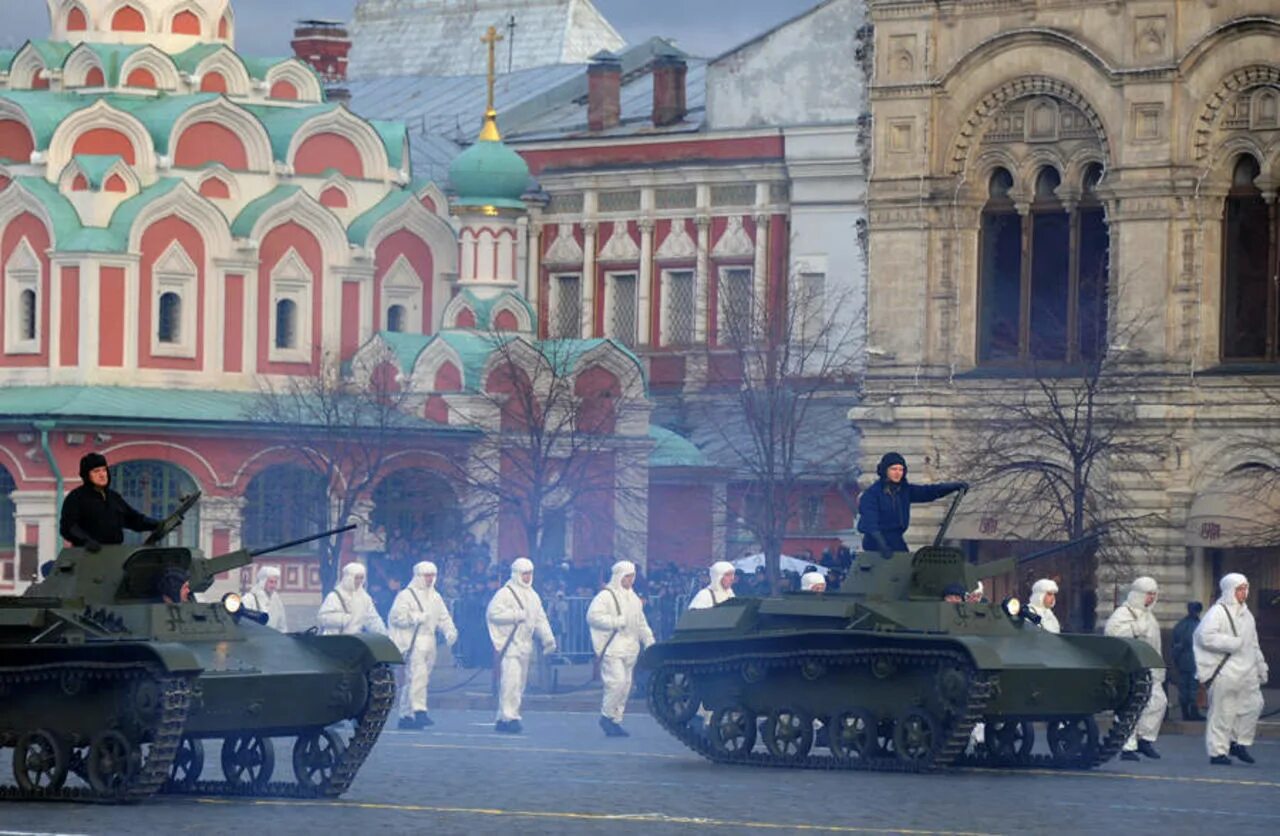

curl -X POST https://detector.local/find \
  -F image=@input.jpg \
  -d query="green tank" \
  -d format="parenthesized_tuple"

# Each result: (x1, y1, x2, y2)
(641, 495, 1164, 773)
(0, 493, 402, 802)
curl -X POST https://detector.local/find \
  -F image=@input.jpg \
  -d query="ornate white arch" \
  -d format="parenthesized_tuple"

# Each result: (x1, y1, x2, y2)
(120, 45, 181, 90)
(168, 98, 272, 172)
(57, 155, 139, 195)
(415, 181, 448, 215)
(1190, 435, 1280, 495)
(264, 59, 323, 102)
(364, 198, 458, 274)
(62, 43, 106, 88)
(318, 172, 356, 206)
(125, 180, 232, 255)
(489, 295, 535, 333)
(1192, 65, 1280, 165)
(7, 43, 51, 91)
(165, 1, 210, 36)
(248, 189, 350, 268)
(48, 1, 92, 40)
(0, 181, 58, 245)
(409, 338, 466, 392)
(570, 341, 646, 400)
(349, 334, 404, 387)
(439, 295, 478, 330)
(48, 100, 157, 179)
(230, 445, 339, 491)
(480, 336, 553, 392)
(98, 440, 217, 488)
(288, 108, 390, 181)
(102, 1, 156, 33)
(193, 163, 240, 201)
(194, 47, 252, 96)
(0, 99, 38, 156)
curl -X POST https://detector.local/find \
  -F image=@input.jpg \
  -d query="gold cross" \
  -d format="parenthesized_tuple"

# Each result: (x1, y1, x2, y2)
(481, 25, 504, 114)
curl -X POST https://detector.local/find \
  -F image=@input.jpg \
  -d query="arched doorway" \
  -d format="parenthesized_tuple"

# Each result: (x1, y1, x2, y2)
(242, 464, 329, 553)
(1, 465, 16, 584)
(109, 459, 200, 546)
(371, 468, 460, 560)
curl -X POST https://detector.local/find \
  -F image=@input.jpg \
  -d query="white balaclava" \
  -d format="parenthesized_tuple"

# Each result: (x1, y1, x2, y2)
(255, 565, 281, 597)
(340, 562, 366, 593)
(1218, 572, 1248, 608)
(608, 560, 636, 591)
(710, 561, 735, 590)
(1030, 578, 1058, 610)
(1126, 576, 1158, 609)
(511, 557, 535, 589)
(801, 571, 826, 592)
(412, 561, 438, 591)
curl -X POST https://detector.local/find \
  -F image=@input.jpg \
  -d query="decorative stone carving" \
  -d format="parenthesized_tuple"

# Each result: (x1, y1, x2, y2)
(656, 222, 697, 261)
(888, 34, 916, 78)
(543, 225, 584, 265)
(1134, 15, 1168, 59)
(711, 216, 754, 259)
(597, 222, 641, 261)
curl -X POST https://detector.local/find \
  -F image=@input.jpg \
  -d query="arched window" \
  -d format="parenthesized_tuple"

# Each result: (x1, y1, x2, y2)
(198, 176, 230, 199)
(84, 66, 105, 87)
(171, 10, 201, 35)
(126, 67, 156, 89)
(111, 5, 146, 32)
(157, 291, 181, 343)
(109, 460, 200, 547)
(977, 164, 1109, 365)
(386, 304, 406, 332)
(66, 6, 88, 31)
(319, 186, 348, 208)
(200, 72, 228, 94)
(244, 466, 328, 553)
(1222, 154, 1276, 361)
(0, 119, 35, 164)
(218, 13, 230, 39)
(19, 289, 36, 341)
(104, 174, 127, 193)
(269, 80, 298, 101)
(275, 299, 297, 349)
(371, 469, 460, 557)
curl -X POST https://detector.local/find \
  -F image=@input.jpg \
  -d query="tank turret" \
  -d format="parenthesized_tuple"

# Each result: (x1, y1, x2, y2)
(641, 492, 1161, 773)
(0, 495, 400, 802)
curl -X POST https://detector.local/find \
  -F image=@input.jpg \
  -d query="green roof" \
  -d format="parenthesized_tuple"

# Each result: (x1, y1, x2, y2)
(241, 102, 336, 159)
(231, 184, 300, 237)
(648, 426, 711, 469)
(10, 178, 84, 244)
(375, 329, 432, 372)
(0, 91, 93, 148)
(24, 39, 74, 70)
(454, 288, 536, 333)
(369, 118, 406, 170)
(542, 338, 645, 384)
(71, 154, 124, 190)
(101, 179, 186, 246)
(0, 385, 468, 433)
(79, 43, 142, 87)
(448, 136, 530, 210)
(109, 93, 221, 154)
(171, 43, 230, 74)
(0, 50, 16, 74)
(348, 189, 412, 246)
(240, 56, 292, 80)
(365, 330, 513, 391)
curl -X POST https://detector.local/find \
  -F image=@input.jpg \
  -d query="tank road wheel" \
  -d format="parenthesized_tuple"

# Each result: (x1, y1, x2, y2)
(828, 709, 878, 764)
(893, 710, 940, 765)
(86, 730, 139, 796)
(221, 734, 275, 787)
(292, 729, 346, 789)
(987, 721, 1035, 765)
(168, 737, 204, 790)
(13, 729, 69, 792)
(649, 669, 700, 725)
(762, 709, 815, 760)
(1047, 717, 1099, 765)
(708, 706, 758, 756)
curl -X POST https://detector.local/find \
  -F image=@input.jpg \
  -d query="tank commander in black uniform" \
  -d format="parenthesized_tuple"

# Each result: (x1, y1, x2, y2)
(60, 452, 160, 552)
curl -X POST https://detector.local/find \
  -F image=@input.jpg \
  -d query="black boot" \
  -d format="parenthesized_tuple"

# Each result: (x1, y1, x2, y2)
(1230, 743, 1255, 764)
(397, 716, 419, 730)
(415, 711, 434, 728)
(1120, 751, 1140, 762)
(1210, 755, 1232, 765)
(1137, 740, 1161, 760)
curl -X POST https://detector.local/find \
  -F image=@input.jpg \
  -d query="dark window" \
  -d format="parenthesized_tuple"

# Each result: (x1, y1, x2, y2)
(666, 270, 694, 345)
(978, 164, 1110, 365)
(19, 288, 36, 341)
(720, 268, 753, 345)
(555, 275, 581, 338)
(387, 304, 406, 333)
(1222, 154, 1277, 360)
(157, 291, 181, 343)
(0, 466, 15, 552)
(610, 274, 637, 347)
(244, 465, 327, 554)
(110, 460, 200, 547)
(275, 299, 297, 349)
(371, 468, 460, 556)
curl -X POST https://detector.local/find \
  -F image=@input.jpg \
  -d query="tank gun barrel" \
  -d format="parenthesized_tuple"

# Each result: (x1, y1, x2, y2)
(190, 524, 358, 592)
(966, 525, 1110, 584)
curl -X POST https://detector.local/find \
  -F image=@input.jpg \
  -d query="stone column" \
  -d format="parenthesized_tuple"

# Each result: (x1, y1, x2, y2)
(613, 444, 650, 570)
(753, 213, 769, 334)
(695, 214, 711, 343)
(638, 218, 655, 346)
(581, 222, 597, 338)
(526, 219, 542, 314)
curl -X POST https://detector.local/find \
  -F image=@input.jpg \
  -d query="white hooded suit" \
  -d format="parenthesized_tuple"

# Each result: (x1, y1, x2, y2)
(1028, 579, 1060, 634)
(389, 561, 458, 719)
(587, 561, 656, 725)
(1194, 573, 1270, 758)
(486, 558, 556, 723)
(689, 561, 736, 609)
(242, 565, 288, 632)
(317, 563, 387, 636)
(1104, 576, 1167, 750)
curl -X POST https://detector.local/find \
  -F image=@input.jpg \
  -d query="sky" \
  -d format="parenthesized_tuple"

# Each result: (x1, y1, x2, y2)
(0, 0, 824, 59)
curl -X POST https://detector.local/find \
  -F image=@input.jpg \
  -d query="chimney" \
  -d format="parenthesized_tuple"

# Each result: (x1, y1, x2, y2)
(587, 50, 621, 132)
(652, 49, 687, 128)
(291, 18, 352, 87)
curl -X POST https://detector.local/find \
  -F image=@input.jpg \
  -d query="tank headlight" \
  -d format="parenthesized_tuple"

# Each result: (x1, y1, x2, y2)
(1002, 596, 1022, 618)
(222, 592, 243, 614)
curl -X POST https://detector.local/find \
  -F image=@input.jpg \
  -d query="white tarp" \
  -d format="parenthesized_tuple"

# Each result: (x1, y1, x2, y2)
(733, 554, 829, 576)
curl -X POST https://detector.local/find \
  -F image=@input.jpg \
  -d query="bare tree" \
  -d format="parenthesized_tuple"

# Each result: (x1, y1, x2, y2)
(950, 318, 1169, 629)
(445, 334, 649, 568)
(687, 269, 863, 593)
(246, 353, 418, 594)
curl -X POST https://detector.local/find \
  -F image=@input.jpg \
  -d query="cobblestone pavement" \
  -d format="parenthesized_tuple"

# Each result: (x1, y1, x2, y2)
(3, 710, 1279, 835)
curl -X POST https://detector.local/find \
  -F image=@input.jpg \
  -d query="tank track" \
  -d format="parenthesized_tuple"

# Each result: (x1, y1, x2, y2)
(162, 663, 396, 799)
(952, 668, 1154, 770)
(0, 662, 193, 803)
(647, 647, 993, 773)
